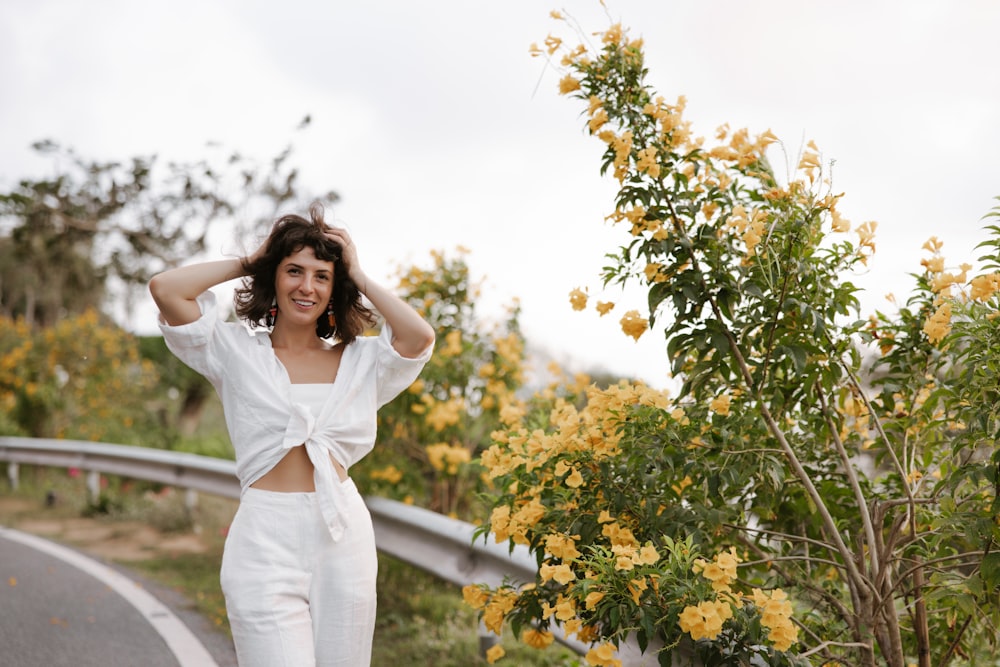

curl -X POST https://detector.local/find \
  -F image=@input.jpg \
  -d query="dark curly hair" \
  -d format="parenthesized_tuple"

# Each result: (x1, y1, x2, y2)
(234, 202, 375, 343)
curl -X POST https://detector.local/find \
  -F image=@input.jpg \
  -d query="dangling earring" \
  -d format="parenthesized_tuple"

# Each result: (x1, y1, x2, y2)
(266, 298, 277, 328)
(327, 301, 336, 329)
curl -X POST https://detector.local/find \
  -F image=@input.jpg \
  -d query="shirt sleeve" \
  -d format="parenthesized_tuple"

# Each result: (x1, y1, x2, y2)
(374, 322, 433, 408)
(157, 291, 228, 384)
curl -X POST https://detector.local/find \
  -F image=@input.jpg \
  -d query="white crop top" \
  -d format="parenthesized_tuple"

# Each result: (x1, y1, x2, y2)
(289, 383, 333, 419)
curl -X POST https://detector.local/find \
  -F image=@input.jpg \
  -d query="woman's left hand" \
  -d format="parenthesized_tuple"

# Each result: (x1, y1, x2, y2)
(325, 227, 366, 289)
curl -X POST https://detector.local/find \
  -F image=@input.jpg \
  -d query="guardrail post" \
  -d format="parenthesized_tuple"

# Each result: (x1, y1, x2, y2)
(6, 462, 18, 490)
(184, 488, 198, 513)
(86, 470, 100, 503)
(478, 620, 499, 659)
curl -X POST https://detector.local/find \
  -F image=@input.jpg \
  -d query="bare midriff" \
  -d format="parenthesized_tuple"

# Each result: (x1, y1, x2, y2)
(250, 445, 349, 492)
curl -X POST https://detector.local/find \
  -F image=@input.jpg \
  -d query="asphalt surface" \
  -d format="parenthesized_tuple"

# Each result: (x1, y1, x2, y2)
(0, 528, 236, 667)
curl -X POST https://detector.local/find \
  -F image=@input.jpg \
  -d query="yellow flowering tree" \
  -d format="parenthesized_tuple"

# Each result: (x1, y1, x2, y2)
(358, 248, 526, 517)
(0, 310, 160, 443)
(467, 15, 999, 667)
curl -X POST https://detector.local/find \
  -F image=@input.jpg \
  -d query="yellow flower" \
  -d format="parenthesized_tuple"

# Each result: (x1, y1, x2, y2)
(569, 288, 588, 311)
(830, 208, 850, 233)
(544, 533, 581, 561)
(565, 467, 585, 488)
(441, 329, 462, 356)
(486, 644, 506, 663)
(709, 393, 731, 416)
(743, 219, 767, 257)
(970, 273, 1000, 301)
(797, 151, 821, 171)
(559, 75, 581, 95)
(856, 220, 877, 253)
(752, 588, 798, 651)
(635, 544, 660, 565)
(425, 442, 471, 474)
(601, 23, 623, 45)
(539, 562, 577, 585)
(920, 255, 945, 274)
(482, 588, 518, 634)
(923, 301, 952, 345)
(586, 642, 621, 667)
(462, 584, 489, 610)
(671, 475, 693, 495)
(620, 310, 648, 341)
(644, 263, 667, 283)
(636, 146, 661, 178)
(369, 464, 404, 484)
(679, 600, 728, 641)
(588, 109, 609, 133)
(523, 628, 554, 649)
(595, 301, 615, 316)
(584, 591, 605, 610)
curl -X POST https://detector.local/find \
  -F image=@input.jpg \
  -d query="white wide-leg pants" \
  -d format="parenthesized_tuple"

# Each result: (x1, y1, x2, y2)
(220, 482, 377, 667)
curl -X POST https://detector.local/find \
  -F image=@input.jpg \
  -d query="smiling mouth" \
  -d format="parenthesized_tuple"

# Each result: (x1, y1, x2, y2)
(292, 299, 316, 308)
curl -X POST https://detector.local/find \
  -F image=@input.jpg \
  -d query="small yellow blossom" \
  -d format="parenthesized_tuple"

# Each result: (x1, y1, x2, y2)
(588, 109, 609, 133)
(636, 146, 661, 178)
(830, 208, 850, 233)
(620, 310, 648, 341)
(856, 221, 877, 253)
(586, 642, 621, 667)
(644, 263, 667, 283)
(569, 288, 588, 311)
(923, 301, 952, 345)
(635, 544, 660, 565)
(486, 644, 506, 664)
(922, 236, 943, 252)
(709, 393, 731, 416)
(462, 585, 489, 610)
(970, 273, 1000, 301)
(523, 628, 554, 649)
(559, 75, 581, 95)
(540, 562, 576, 585)
(595, 301, 615, 316)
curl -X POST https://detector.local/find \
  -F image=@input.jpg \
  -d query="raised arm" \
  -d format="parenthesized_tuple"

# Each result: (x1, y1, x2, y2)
(148, 258, 246, 326)
(325, 228, 435, 359)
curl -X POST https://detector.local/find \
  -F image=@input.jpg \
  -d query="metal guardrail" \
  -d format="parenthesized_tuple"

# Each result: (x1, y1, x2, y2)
(1, 437, 667, 664)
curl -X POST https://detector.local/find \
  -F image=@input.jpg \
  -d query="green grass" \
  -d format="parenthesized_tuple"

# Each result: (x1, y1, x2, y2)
(131, 551, 231, 631)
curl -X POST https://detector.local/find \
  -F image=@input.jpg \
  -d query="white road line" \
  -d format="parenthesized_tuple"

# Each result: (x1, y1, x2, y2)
(1, 526, 220, 667)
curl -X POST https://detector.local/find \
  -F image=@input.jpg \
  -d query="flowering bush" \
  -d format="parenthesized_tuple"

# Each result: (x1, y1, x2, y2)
(0, 309, 160, 442)
(357, 248, 526, 517)
(468, 379, 808, 665)
(466, 12, 1000, 667)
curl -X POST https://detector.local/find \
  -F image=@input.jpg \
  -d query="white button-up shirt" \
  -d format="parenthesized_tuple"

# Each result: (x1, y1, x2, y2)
(159, 291, 432, 541)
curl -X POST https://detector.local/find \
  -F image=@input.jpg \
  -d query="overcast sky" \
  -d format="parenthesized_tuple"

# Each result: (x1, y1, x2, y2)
(2, 0, 998, 388)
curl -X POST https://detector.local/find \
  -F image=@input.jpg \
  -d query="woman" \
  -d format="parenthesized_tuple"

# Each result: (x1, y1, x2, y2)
(148, 202, 435, 666)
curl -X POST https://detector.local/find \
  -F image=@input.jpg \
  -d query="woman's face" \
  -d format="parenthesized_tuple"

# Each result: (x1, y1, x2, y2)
(273, 245, 334, 328)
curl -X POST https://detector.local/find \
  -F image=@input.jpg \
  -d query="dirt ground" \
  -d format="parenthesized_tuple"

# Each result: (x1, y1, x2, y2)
(0, 485, 237, 563)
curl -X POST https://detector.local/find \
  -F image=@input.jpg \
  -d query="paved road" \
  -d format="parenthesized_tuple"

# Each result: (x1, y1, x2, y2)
(0, 527, 235, 667)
